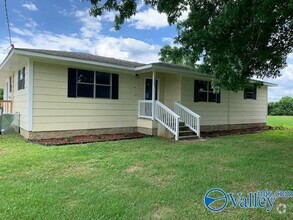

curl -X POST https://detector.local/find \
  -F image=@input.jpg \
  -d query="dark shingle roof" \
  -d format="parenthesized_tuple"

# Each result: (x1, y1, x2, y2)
(151, 62, 194, 71)
(16, 48, 146, 68)
(15, 48, 198, 72)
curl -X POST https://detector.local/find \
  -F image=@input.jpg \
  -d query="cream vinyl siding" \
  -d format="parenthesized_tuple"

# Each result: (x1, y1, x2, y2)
(180, 76, 268, 125)
(180, 76, 229, 125)
(228, 86, 268, 124)
(162, 74, 181, 109)
(32, 62, 144, 132)
(12, 63, 29, 130)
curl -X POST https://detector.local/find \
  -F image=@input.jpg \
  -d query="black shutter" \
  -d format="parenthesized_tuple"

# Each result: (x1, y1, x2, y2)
(112, 74, 119, 99)
(68, 68, 77, 97)
(216, 92, 221, 103)
(253, 86, 257, 100)
(194, 80, 200, 102)
(22, 67, 25, 89)
(18, 70, 21, 90)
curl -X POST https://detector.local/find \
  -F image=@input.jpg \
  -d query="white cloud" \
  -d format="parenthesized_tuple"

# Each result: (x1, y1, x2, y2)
(0, 8, 160, 64)
(266, 58, 293, 101)
(75, 10, 102, 38)
(129, 8, 169, 30)
(25, 18, 38, 28)
(22, 2, 38, 11)
(162, 37, 174, 45)
(93, 37, 160, 63)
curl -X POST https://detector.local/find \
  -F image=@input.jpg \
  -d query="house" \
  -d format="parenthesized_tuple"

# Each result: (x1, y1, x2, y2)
(0, 47, 276, 140)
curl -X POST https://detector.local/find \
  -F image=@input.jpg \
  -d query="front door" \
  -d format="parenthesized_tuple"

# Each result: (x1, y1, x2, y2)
(145, 78, 159, 100)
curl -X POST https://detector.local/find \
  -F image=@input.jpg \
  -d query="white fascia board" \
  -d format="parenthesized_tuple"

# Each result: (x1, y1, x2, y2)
(250, 79, 278, 87)
(0, 49, 14, 70)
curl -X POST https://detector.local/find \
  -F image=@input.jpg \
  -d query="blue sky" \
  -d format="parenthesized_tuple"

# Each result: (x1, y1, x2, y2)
(0, 0, 292, 101)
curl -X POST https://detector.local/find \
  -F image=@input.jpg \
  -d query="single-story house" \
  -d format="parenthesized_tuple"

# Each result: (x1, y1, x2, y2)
(0, 47, 276, 140)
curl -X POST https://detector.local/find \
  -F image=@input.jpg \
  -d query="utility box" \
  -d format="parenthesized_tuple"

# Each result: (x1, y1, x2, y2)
(0, 107, 20, 135)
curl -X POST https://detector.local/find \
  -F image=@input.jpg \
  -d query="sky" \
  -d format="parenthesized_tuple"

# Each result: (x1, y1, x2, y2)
(0, 0, 292, 101)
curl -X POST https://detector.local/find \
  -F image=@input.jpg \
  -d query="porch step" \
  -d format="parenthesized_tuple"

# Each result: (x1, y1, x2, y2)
(178, 123, 198, 140)
(179, 134, 198, 140)
(179, 130, 194, 136)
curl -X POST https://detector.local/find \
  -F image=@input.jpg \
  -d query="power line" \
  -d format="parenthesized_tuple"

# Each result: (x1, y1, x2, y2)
(4, 0, 12, 45)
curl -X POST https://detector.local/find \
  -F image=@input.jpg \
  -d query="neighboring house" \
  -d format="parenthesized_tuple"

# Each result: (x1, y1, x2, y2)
(0, 48, 276, 140)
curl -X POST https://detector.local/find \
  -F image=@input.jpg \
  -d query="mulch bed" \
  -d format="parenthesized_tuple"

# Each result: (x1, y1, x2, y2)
(201, 126, 272, 138)
(33, 132, 148, 146)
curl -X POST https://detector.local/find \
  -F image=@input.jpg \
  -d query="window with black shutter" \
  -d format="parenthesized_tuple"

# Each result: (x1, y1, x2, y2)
(194, 80, 220, 103)
(18, 67, 25, 90)
(67, 68, 119, 99)
(244, 85, 257, 100)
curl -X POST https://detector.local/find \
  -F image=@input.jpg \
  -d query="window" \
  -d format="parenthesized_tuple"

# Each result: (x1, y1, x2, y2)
(194, 80, 220, 103)
(244, 85, 257, 100)
(96, 72, 111, 98)
(18, 67, 25, 90)
(68, 68, 119, 99)
(77, 69, 94, 98)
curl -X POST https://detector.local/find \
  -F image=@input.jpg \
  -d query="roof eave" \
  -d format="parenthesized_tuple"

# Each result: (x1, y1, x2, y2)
(12, 48, 138, 72)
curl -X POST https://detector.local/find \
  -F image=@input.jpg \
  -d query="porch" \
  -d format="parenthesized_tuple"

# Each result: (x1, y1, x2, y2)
(137, 100, 201, 140)
(0, 100, 13, 114)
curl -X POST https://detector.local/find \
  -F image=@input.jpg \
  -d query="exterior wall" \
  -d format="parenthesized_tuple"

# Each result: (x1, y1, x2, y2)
(5, 61, 29, 130)
(180, 76, 268, 127)
(181, 76, 229, 126)
(228, 87, 268, 124)
(163, 73, 181, 109)
(32, 62, 145, 132)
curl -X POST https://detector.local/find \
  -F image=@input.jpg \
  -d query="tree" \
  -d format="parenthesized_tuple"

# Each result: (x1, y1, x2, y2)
(268, 96, 293, 115)
(87, 0, 293, 91)
(158, 45, 195, 68)
(0, 89, 3, 100)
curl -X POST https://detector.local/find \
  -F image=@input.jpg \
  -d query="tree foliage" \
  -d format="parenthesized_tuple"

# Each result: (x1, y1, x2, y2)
(158, 45, 195, 68)
(88, 0, 293, 91)
(268, 96, 293, 115)
(0, 89, 3, 100)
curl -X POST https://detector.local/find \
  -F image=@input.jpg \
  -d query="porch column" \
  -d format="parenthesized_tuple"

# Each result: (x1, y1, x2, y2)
(152, 70, 156, 120)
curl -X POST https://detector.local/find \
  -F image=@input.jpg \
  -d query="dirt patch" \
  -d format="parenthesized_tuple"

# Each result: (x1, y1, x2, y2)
(32, 133, 147, 146)
(126, 164, 142, 174)
(201, 126, 271, 138)
(151, 206, 174, 219)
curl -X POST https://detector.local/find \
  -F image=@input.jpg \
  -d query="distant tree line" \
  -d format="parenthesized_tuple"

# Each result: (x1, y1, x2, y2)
(268, 96, 293, 116)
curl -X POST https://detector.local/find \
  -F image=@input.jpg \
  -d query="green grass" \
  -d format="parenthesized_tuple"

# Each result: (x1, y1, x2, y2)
(267, 116, 293, 127)
(0, 129, 292, 219)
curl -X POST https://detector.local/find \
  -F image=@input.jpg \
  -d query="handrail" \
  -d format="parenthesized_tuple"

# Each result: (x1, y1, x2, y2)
(155, 101, 180, 140)
(174, 102, 201, 137)
(138, 100, 153, 119)
(0, 100, 13, 114)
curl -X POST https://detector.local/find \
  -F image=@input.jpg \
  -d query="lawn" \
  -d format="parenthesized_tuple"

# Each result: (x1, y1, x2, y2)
(267, 115, 293, 127)
(0, 129, 292, 219)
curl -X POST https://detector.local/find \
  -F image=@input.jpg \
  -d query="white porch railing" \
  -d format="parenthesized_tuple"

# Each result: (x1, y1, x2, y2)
(0, 100, 13, 114)
(138, 100, 153, 119)
(155, 101, 180, 140)
(174, 102, 201, 137)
